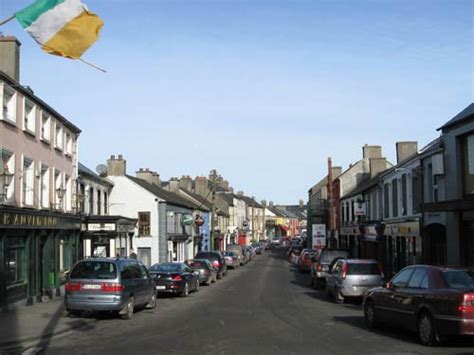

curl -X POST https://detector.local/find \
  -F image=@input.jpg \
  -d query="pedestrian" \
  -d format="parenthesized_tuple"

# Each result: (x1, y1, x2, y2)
(129, 248, 137, 259)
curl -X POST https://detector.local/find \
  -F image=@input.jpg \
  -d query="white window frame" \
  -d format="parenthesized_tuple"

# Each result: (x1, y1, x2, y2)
(21, 156, 35, 207)
(65, 131, 73, 156)
(23, 98, 36, 134)
(2, 84, 17, 124)
(0, 148, 15, 203)
(41, 112, 51, 142)
(55, 122, 63, 150)
(40, 163, 49, 209)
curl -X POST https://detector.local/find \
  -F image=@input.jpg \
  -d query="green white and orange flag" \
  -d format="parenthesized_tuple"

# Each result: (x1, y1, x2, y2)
(14, 0, 103, 59)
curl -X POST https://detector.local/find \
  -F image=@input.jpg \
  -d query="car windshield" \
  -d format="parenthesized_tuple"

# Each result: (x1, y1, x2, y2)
(321, 251, 348, 263)
(347, 263, 380, 275)
(149, 263, 181, 272)
(70, 261, 117, 280)
(443, 270, 474, 289)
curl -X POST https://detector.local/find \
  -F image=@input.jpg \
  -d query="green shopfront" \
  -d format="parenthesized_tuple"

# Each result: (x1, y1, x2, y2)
(0, 206, 81, 309)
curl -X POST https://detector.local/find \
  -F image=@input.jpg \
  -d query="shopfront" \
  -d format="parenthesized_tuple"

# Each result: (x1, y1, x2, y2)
(0, 206, 81, 309)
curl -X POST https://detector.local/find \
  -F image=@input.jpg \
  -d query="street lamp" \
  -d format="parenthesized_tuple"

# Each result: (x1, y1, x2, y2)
(0, 165, 14, 203)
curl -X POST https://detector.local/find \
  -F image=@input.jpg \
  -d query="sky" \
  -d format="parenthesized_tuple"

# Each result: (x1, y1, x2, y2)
(0, 0, 472, 204)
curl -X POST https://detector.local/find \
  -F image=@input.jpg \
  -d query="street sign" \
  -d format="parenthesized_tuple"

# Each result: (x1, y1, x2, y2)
(312, 224, 326, 249)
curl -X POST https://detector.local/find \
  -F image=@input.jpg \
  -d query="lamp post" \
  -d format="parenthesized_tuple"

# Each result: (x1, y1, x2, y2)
(0, 165, 14, 203)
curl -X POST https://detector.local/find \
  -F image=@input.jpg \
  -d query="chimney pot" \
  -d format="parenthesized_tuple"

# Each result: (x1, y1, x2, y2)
(118, 154, 123, 160)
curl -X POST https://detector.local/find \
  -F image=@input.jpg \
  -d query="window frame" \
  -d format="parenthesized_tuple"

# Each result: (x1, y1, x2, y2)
(138, 211, 151, 236)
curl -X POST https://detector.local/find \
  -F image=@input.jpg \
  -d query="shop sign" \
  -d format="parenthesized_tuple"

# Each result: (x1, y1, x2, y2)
(312, 224, 326, 249)
(0, 210, 80, 229)
(88, 223, 116, 232)
(354, 202, 367, 216)
(181, 214, 194, 226)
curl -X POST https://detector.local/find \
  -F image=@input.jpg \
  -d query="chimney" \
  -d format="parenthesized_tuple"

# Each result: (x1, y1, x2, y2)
(269, 201, 274, 207)
(396, 142, 418, 164)
(362, 144, 382, 159)
(299, 199, 305, 208)
(370, 157, 388, 178)
(169, 177, 179, 192)
(107, 154, 126, 176)
(136, 168, 160, 186)
(179, 175, 193, 191)
(195, 176, 209, 197)
(0, 35, 21, 82)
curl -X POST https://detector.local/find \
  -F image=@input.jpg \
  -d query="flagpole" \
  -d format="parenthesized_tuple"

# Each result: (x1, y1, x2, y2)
(78, 58, 107, 73)
(0, 15, 15, 26)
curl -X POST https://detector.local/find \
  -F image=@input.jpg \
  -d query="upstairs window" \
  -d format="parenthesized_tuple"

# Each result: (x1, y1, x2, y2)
(392, 179, 398, 218)
(0, 149, 15, 202)
(97, 190, 101, 215)
(22, 157, 34, 206)
(383, 184, 390, 218)
(463, 134, 474, 196)
(41, 113, 51, 142)
(54, 170, 62, 209)
(65, 132, 73, 155)
(55, 123, 63, 150)
(24, 99, 36, 134)
(2, 85, 17, 124)
(138, 212, 151, 236)
(40, 164, 49, 209)
(401, 174, 407, 215)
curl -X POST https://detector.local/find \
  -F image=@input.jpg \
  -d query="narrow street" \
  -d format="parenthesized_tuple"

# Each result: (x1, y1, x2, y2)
(16, 249, 472, 355)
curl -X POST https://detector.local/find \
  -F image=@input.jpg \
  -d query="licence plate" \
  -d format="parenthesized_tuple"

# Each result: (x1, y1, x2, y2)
(156, 285, 166, 290)
(82, 284, 101, 290)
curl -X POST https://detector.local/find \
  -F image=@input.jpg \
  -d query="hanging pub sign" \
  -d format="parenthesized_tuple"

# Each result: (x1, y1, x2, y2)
(194, 214, 205, 227)
(181, 214, 194, 226)
(354, 202, 367, 216)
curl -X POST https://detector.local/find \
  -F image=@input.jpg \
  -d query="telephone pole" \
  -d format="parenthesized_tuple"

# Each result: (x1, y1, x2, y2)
(251, 196, 255, 241)
(210, 173, 217, 251)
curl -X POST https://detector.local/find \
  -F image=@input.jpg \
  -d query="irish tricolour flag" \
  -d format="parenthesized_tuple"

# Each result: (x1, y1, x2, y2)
(15, 0, 103, 59)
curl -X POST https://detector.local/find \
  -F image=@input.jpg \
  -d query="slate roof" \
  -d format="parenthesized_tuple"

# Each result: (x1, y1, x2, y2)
(216, 192, 234, 206)
(266, 206, 286, 218)
(127, 175, 205, 211)
(438, 103, 474, 132)
(179, 189, 229, 217)
(78, 162, 113, 187)
(240, 195, 263, 208)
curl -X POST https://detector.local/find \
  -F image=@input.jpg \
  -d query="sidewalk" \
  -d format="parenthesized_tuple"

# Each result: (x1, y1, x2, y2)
(0, 297, 96, 348)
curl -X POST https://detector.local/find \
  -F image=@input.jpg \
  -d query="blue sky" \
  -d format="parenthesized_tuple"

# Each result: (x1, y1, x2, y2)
(1, 0, 472, 203)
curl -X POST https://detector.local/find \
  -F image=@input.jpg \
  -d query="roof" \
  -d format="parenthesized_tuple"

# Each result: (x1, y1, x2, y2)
(266, 206, 286, 218)
(180, 189, 230, 217)
(216, 192, 234, 206)
(127, 175, 205, 211)
(240, 195, 263, 208)
(0, 71, 81, 134)
(438, 103, 474, 132)
(79, 162, 114, 187)
(341, 173, 382, 200)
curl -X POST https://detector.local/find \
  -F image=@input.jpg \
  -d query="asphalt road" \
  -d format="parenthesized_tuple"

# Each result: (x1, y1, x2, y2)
(23, 249, 474, 354)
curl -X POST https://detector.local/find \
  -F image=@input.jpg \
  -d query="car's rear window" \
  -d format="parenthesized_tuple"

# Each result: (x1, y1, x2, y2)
(321, 251, 348, 263)
(195, 252, 218, 260)
(443, 270, 474, 289)
(70, 261, 117, 280)
(347, 263, 380, 275)
(191, 261, 208, 269)
(150, 263, 181, 272)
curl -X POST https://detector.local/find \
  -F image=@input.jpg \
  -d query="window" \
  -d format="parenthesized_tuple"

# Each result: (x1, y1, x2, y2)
(97, 189, 101, 215)
(104, 192, 108, 214)
(55, 123, 63, 149)
(40, 164, 49, 209)
(54, 169, 62, 209)
(412, 172, 422, 214)
(79, 183, 85, 213)
(65, 132, 72, 155)
(407, 268, 426, 288)
(0, 149, 15, 202)
(6, 237, 25, 284)
(426, 163, 433, 202)
(71, 261, 117, 279)
(65, 175, 72, 212)
(137, 248, 151, 267)
(392, 179, 398, 218)
(463, 134, 474, 195)
(24, 99, 36, 133)
(383, 184, 390, 218)
(392, 268, 414, 287)
(433, 175, 439, 202)
(167, 211, 175, 233)
(401, 174, 407, 215)
(88, 187, 94, 214)
(138, 211, 151, 236)
(41, 113, 51, 141)
(22, 157, 34, 206)
(2, 84, 17, 123)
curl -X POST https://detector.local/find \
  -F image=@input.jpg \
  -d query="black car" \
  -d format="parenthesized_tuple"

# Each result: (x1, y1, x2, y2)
(149, 262, 199, 297)
(194, 251, 228, 279)
(189, 259, 217, 285)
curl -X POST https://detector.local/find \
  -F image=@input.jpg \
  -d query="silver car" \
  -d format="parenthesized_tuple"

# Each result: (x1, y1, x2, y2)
(65, 258, 156, 319)
(326, 259, 384, 304)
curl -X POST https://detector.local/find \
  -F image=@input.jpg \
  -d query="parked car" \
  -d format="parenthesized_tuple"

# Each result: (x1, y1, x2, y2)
(149, 262, 199, 297)
(298, 249, 318, 272)
(287, 244, 303, 263)
(223, 251, 240, 269)
(189, 259, 217, 285)
(325, 259, 384, 303)
(364, 265, 474, 345)
(194, 251, 228, 279)
(244, 246, 255, 260)
(251, 242, 263, 255)
(65, 258, 156, 320)
(271, 238, 281, 247)
(227, 244, 245, 265)
(311, 249, 349, 288)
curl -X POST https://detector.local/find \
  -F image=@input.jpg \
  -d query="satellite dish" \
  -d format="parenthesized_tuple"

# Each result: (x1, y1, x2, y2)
(96, 164, 108, 177)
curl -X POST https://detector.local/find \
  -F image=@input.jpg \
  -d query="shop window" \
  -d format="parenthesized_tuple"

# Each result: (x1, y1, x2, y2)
(24, 99, 36, 134)
(40, 163, 49, 209)
(463, 134, 474, 195)
(2, 84, 17, 124)
(41, 113, 51, 142)
(22, 157, 34, 207)
(138, 211, 151, 236)
(7, 237, 26, 284)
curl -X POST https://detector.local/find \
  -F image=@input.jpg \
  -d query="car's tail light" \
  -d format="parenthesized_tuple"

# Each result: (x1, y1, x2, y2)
(212, 260, 220, 268)
(458, 293, 474, 313)
(316, 264, 322, 272)
(101, 283, 124, 292)
(341, 262, 348, 280)
(172, 275, 182, 282)
(65, 282, 81, 292)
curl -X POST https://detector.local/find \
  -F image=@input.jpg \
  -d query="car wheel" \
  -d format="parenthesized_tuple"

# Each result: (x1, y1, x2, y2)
(195, 279, 200, 292)
(145, 292, 157, 310)
(121, 296, 134, 320)
(180, 282, 189, 297)
(364, 301, 378, 328)
(335, 287, 344, 304)
(418, 311, 437, 346)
